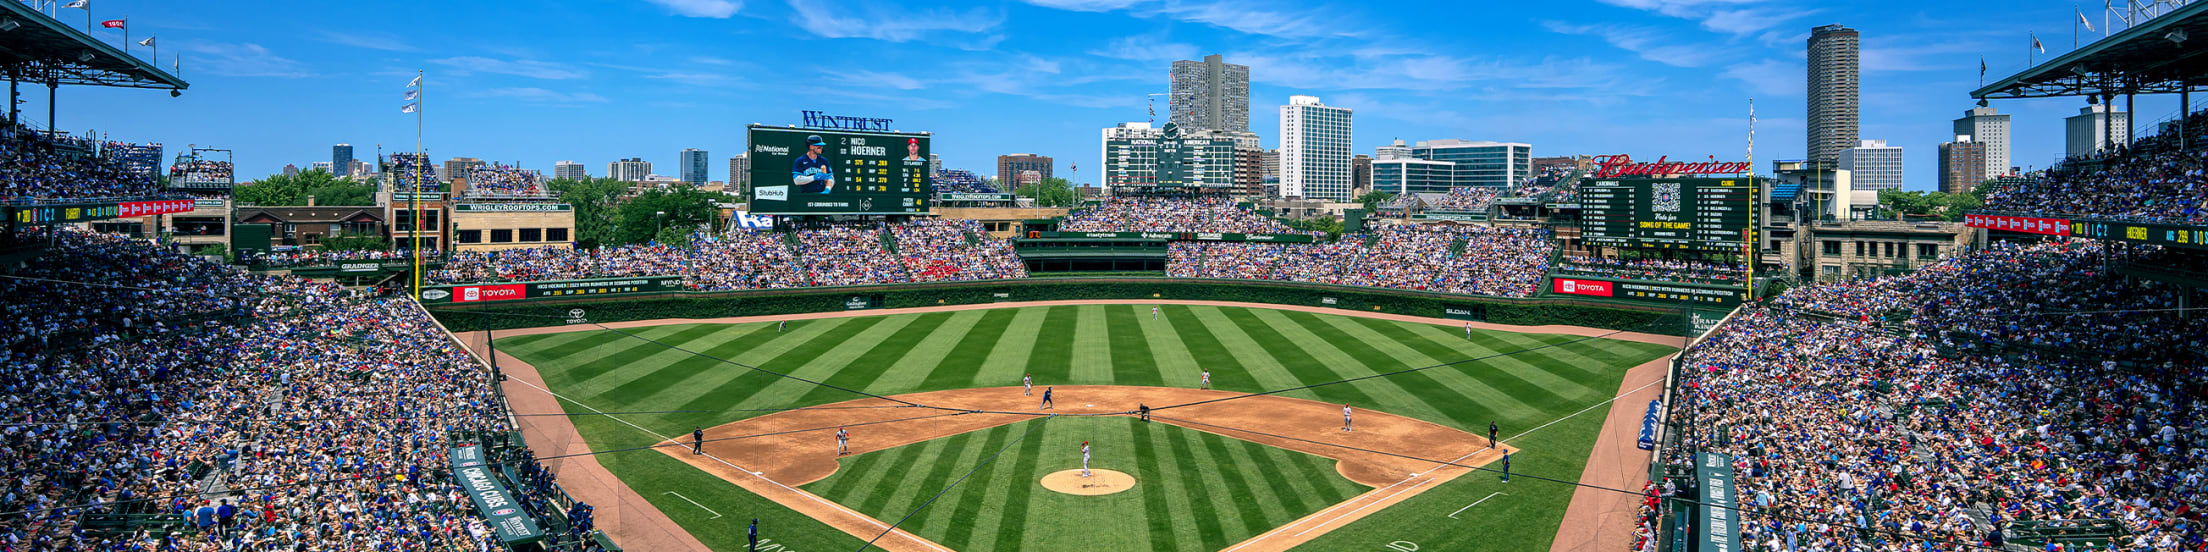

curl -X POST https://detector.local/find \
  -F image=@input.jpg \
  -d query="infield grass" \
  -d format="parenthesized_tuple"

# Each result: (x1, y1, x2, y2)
(496, 304, 1676, 551)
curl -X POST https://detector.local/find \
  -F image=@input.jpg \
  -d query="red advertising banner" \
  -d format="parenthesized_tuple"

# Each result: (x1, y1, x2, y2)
(454, 284, 526, 303)
(1964, 214, 2069, 236)
(119, 199, 193, 217)
(1552, 278, 1614, 297)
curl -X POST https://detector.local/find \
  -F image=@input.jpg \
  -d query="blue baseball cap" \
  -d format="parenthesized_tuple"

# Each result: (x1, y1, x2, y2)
(806, 135, 826, 147)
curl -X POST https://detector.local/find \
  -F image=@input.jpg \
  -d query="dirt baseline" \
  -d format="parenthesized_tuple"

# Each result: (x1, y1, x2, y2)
(657, 385, 1514, 552)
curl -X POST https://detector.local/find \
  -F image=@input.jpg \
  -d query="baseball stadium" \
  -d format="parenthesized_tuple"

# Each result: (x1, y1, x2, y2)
(5, 1, 2208, 552)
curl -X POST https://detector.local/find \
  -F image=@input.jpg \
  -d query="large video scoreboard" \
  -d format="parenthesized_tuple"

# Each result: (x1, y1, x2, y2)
(747, 125, 932, 215)
(1578, 177, 1755, 250)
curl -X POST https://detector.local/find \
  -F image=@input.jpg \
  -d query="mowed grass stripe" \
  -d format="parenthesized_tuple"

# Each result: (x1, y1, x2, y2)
(667, 317, 885, 416)
(866, 310, 986, 394)
(730, 315, 924, 411)
(562, 324, 725, 388)
(934, 424, 1014, 549)
(1139, 306, 1204, 385)
(1314, 315, 1535, 424)
(857, 435, 954, 515)
(594, 323, 793, 429)
(1350, 318, 1578, 428)
(918, 309, 1017, 391)
(1212, 307, 1381, 407)
(1174, 428, 1248, 548)
(821, 431, 920, 501)
(1104, 305, 1165, 388)
(611, 317, 859, 412)
(1211, 432, 1302, 524)
(788, 312, 952, 405)
(1259, 441, 1364, 502)
(988, 418, 1050, 552)
(1179, 306, 1311, 399)
(1139, 419, 1210, 551)
(1161, 305, 1256, 392)
(1022, 306, 1078, 385)
(1129, 422, 1181, 552)
(975, 308, 1048, 388)
(1068, 306, 1115, 385)
(881, 419, 984, 531)
(1433, 328, 1606, 404)
(1256, 308, 1461, 425)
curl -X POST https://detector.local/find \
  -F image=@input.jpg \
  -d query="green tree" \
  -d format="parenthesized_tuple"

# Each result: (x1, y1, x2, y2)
(233, 168, 376, 206)
(1013, 177, 1080, 207)
(316, 232, 391, 252)
(1354, 190, 1396, 211)
(1877, 189, 1981, 222)
(547, 177, 632, 248)
(612, 187, 719, 246)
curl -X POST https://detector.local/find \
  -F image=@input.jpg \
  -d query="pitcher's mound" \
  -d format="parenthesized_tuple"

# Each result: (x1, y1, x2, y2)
(1040, 469, 1135, 496)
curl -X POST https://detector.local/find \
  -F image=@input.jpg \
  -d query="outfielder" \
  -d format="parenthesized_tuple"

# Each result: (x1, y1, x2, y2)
(1465, 322, 1473, 340)
(1152, 306, 1160, 320)
(1023, 373, 1032, 396)
(1200, 369, 1210, 390)
(1081, 441, 1092, 477)
(792, 135, 835, 194)
(779, 320, 787, 333)
(1342, 404, 1353, 432)
(835, 427, 849, 456)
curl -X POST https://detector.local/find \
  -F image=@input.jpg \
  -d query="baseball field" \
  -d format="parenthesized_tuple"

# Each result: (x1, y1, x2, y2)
(488, 302, 1678, 551)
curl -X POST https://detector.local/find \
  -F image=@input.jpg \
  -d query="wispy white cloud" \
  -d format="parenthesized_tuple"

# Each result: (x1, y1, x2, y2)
(321, 31, 418, 52)
(1089, 35, 1200, 61)
(1721, 59, 1804, 97)
(1021, 0, 1351, 39)
(1234, 48, 1629, 92)
(689, 56, 736, 66)
(1595, 0, 1808, 37)
(786, 0, 1002, 48)
(830, 70, 927, 90)
(646, 0, 741, 18)
(1021, 0, 1149, 11)
(430, 56, 586, 80)
(646, 72, 734, 86)
(1542, 21, 1725, 67)
(468, 87, 609, 103)
(182, 42, 311, 78)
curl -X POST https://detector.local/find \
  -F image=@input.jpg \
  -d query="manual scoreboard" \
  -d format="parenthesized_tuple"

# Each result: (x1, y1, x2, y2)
(1578, 177, 1755, 250)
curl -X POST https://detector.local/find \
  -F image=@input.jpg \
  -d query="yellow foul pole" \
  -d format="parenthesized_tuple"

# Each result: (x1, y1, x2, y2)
(411, 70, 424, 298)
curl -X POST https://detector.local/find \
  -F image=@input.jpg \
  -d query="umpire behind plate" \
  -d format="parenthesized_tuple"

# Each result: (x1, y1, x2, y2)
(792, 134, 835, 194)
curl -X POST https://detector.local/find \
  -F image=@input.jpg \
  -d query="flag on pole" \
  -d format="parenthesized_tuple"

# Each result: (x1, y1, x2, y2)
(100, 19, 124, 28)
(63, 0, 87, 9)
(404, 89, 418, 101)
(137, 36, 153, 47)
(2031, 32, 2044, 53)
(406, 75, 421, 87)
(2078, 7, 2095, 32)
(1980, 56, 1987, 78)
(401, 103, 418, 114)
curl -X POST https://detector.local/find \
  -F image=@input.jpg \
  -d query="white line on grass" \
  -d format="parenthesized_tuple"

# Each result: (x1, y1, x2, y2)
(507, 377, 951, 552)
(1292, 478, 1434, 537)
(1497, 377, 1663, 447)
(1448, 492, 1506, 519)
(663, 492, 723, 519)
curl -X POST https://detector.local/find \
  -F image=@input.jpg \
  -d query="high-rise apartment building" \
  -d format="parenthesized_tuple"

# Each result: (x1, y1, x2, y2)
(2065, 104, 2131, 158)
(1170, 54, 1251, 133)
(928, 153, 941, 174)
(679, 148, 709, 185)
(1261, 149, 1280, 181)
(1839, 140, 1902, 191)
(1807, 24, 1860, 162)
(1279, 95, 1353, 200)
(282, 164, 300, 178)
(332, 144, 355, 178)
(1952, 107, 2012, 176)
(1370, 139, 1532, 194)
(553, 161, 588, 180)
(1937, 137, 1988, 195)
(997, 154, 1053, 184)
(442, 157, 485, 184)
(1351, 155, 1372, 194)
(608, 158, 652, 182)
(727, 154, 751, 194)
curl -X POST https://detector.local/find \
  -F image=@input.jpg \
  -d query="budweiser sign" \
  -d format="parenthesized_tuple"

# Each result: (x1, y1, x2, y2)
(1591, 155, 1750, 178)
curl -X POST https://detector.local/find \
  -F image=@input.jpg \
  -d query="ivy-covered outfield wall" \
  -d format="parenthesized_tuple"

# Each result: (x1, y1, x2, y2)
(426, 277, 1694, 335)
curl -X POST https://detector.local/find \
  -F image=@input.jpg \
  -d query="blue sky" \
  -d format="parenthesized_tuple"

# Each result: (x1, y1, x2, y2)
(51, 0, 2188, 191)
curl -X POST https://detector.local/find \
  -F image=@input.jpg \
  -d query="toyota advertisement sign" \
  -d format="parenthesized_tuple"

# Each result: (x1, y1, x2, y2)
(1553, 278, 1614, 297)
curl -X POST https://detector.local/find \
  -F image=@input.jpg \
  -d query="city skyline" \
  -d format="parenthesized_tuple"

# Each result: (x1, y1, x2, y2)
(45, 1, 2191, 191)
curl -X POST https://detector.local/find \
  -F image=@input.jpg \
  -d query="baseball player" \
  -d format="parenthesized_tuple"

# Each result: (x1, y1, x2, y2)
(1465, 322, 1473, 340)
(692, 426, 704, 455)
(1152, 306, 1160, 320)
(835, 427, 849, 456)
(1200, 369, 1211, 390)
(1023, 373, 1033, 396)
(779, 320, 787, 333)
(748, 519, 759, 552)
(903, 138, 924, 161)
(1502, 451, 1511, 483)
(792, 135, 835, 194)
(1342, 404, 1353, 432)
(1138, 403, 1150, 423)
(1040, 387, 1054, 410)
(1081, 441, 1092, 477)
(1489, 421, 1500, 447)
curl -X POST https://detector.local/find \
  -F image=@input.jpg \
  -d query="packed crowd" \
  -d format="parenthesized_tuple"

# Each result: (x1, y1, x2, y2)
(0, 124, 161, 203)
(248, 248, 431, 268)
(1169, 224, 1553, 297)
(1061, 197, 1299, 234)
(931, 169, 998, 194)
(888, 219, 1028, 282)
(1650, 239, 2207, 551)
(1422, 187, 1500, 212)
(169, 160, 236, 184)
(462, 165, 548, 197)
(1981, 109, 2208, 224)
(0, 229, 588, 550)
(385, 153, 440, 191)
(1556, 255, 1749, 285)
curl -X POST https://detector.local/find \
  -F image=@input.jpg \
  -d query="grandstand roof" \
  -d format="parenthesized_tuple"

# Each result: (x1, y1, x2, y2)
(1972, 1, 2208, 99)
(0, 2, 187, 90)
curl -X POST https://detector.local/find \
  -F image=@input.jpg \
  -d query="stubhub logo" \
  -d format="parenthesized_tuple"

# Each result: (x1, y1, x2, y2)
(755, 185, 790, 201)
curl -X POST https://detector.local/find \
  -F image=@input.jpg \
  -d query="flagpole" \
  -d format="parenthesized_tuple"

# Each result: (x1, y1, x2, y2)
(2075, 4, 2080, 49)
(412, 69, 424, 299)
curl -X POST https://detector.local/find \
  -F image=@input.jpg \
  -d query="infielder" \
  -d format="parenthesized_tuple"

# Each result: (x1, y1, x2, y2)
(1200, 369, 1211, 390)
(1342, 404, 1353, 432)
(1489, 421, 1500, 447)
(792, 135, 835, 194)
(1081, 441, 1092, 477)
(1023, 373, 1033, 396)
(1040, 387, 1054, 410)
(835, 427, 849, 456)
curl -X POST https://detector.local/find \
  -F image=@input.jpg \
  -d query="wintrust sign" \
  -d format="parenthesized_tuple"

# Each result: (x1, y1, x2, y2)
(1553, 278, 1614, 297)
(1591, 155, 1751, 178)
(456, 284, 525, 303)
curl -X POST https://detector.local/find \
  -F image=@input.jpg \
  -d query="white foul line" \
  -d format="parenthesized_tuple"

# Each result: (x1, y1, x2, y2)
(663, 491, 723, 519)
(1448, 492, 1506, 519)
(506, 376, 951, 552)
(1292, 478, 1434, 537)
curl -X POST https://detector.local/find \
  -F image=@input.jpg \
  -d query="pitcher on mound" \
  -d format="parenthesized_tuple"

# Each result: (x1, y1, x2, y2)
(1081, 441, 1092, 477)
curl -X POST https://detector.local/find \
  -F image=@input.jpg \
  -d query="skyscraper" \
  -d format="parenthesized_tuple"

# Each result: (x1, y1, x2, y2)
(928, 154, 942, 174)
(332, 144, 355, 178)
(679, 148, 709, 185)
(1170, 54, 1251, 133)
(1937, 137, 1987, 195)
(997, 154, 1053, 184)
(1839, 140, 1902, 191)
(1952, 107, 2012, 176)
(1807, 24, 1860, 163)
(2065, 104, 2131, 158)
(727, 154, 750, 194)
(1279, 95, 1353, 200)
(553, 161, 588, 180)
(608, 158, 652, 182)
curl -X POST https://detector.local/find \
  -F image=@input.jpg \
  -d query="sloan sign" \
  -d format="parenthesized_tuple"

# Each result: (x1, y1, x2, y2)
(1591, 155, 1751, 178)
(1552, 278, 1615, 297)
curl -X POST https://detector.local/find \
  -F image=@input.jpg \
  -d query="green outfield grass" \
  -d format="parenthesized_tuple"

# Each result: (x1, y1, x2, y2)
(495, 304, 1676, 551)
